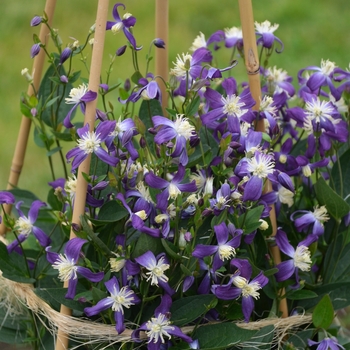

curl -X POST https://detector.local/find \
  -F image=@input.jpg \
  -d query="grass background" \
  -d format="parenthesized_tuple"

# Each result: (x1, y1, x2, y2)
(0, 0, 349, 200)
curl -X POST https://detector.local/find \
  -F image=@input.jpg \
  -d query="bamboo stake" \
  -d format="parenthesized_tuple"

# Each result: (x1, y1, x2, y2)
(155, 0, 169, 112)
(0, 0, 57, 237)
(55, 1, 110, 349)
(237, 0, 288, 318)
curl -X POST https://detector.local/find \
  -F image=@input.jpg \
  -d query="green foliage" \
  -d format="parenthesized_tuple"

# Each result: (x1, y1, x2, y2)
(312, 294, 334, 330)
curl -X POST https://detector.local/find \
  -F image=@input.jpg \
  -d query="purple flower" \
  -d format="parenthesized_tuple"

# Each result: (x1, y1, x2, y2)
(192, 222, 241, 271)
(153, 38, 165, 49)
(223, 27, 243, 49)
(30, 43, 41, 58)
(116, 45, 127, 56)
(298, 59, 340, 100)
(132, 294, 193, 349)
(152, 114, 196, 165)
(262, 66, 295, 99)
(7, 200, 51, 253)
(274, 229, 318, 284)
(255, 20, 283, 51)
(291, 205, 330, 236)
(135, 251, 174, 295)
(212, 259, 268, 322)
(59, 47, 72, 64)
(0, 191, 15, 205)
(116, 193, 160, 238)
(201, 78, 255, 129)
(307, 337, 345, 350)
(145, 164, 197, 211)
(66, 121, 118, 172)
(30, 16, 42, 27)
(106, 3, 141, 51)
(84, 276, 140, 334)
(46, 237, 104, 299)
(63, 84, 97, 128)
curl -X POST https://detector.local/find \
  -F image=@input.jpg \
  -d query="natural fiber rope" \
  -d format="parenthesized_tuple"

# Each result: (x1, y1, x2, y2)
(0, 271, 312, 349)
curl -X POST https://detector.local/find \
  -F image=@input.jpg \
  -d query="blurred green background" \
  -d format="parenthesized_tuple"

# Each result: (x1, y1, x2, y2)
(0, 0, 349, 200)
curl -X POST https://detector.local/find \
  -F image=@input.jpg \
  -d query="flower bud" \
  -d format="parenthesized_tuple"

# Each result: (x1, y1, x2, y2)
(116, 45, 127, 56)
(30, 43, 41, 58)
(30, 16, 42, 27)
(60, 47, 72, 64)
(124, 78, 131, 91)
(60, 75, 69, 83)
(153, 38, 165, 49)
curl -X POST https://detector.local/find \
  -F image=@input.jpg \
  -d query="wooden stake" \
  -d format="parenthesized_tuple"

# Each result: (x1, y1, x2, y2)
(55, 1, 110, 349)
(155, 0, 169, 112)
(238, 0, 288, 318)
(0, 0, 57, 237)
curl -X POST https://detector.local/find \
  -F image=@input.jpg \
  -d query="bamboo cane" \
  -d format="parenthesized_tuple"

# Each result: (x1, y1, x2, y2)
(55, 1, 110, 349)
(237, 0, 288, 318)
(0, 0, 57, 237)
(155, 0, 169, 111)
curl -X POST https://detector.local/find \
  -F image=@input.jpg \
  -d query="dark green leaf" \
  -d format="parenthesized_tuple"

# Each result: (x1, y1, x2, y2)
(161, 238, 182, 261)
(185, 96, 200, 117)
(91, 200, 128, 224)
(312, 294, 334, 329)
(283, 329, 315, 349)
(132, 233, 163, 258)
(331, 148, 350, 201)
(171, 295, 217, 327)
(244, 325, 274, 350)
(238, 205, 264, 234)
(92, 286, 107, 304)
(131, 70, 143, 85)
(193, 323, 256, 349)
(314, 177, 350, 220)
(287, 289, 318, 300)
(35, 287, 88, 312)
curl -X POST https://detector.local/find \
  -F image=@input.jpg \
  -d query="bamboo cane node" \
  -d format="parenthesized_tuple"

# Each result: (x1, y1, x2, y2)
(246, 48, 260, 74)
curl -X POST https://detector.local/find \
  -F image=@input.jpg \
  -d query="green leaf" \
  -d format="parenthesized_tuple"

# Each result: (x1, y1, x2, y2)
(161, 238, 182, 261)
(244, 325, 274, 350)
(171, 295, 217, 327)
(193, 323, 256, 349)
(312, 294, 334, 329)
(35, 287, 88, 312)
(38, 60, 74, 127)
(90, 200, 128, 225)
(185, 96, 200, 117)
(131, 70, 143, 85)
(283, 329, 315, 349)
(287, 289, 318, 300)
(132, 233, 163, 258)
(331, 148, 350, 201)
(314, 177, 350, 220)
(238, 205, 264, 234)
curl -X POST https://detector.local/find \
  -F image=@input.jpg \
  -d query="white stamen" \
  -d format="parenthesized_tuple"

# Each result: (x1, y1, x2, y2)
(77, 131, 101, 154)
(222, 95, 247, 117)
(312, 205, 329, 223)
(173, 115, 195, 140)
(293, 245, 312, 271)
(65, 84, 88, 104)
(107, 285, 136, 313)
(15, 217, 33, 237)
(247, 153, 275, 178)
(146, 313, 174, 344)
(52, 254, 78, 281)
(218, 245, 236, 261)
(171, 53, 192, 78)
(145, 256, 170, 286)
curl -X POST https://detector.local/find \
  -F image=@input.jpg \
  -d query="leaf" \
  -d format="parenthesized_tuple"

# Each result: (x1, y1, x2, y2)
(186, 96, 200, 117)
(96, 200, 129, 223)
(161, 238, 182, 261)
(131, 70, 143, 85)
(132, 233, 163, 258)
(38, 60, 74, 127)
(193, 323, 256, 350)
(331, 148, 350, 201)
(312, 294, 334, 329)
(238, 205, 264, 234)
(314, 177, 350, 220)
(170, 295, 217, 327)
(35, 287, 88, 312)
(244, 325, 274, 350)
(287, 289, 318, 300)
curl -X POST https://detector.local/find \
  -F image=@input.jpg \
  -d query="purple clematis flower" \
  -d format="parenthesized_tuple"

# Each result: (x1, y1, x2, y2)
(0, 191, 15, 205)
(132, 294, 193, 350)
(255, 20, 283, 52)
(66, 121, 118, 172)
(212, 259, 268, 322)
(0, 191, 15, 224)
(63, 84, 97, 128)
(84, 276, 140, 334)
(274, 229, 318, 285)
(116, 193, 160, 238)
(7, 200, 51, 253)
(135, 251, 174, 295)
(152, 114, 196, 166)
(46, 237, 104, 299)
(307, 337, 345, 350)
(298, 59, 340, 100)
(105, 117, 139, 161)
(201, 77, 255, 130)
(192, 222, 242, 271)
(291, 205, 330, 236)
(106, 3, 141, 51)
(30, 43, 41, 58)
(145, 164, 197, 211)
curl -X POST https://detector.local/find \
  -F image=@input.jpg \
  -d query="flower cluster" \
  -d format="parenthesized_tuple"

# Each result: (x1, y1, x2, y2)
(1, 3, 350, 350)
